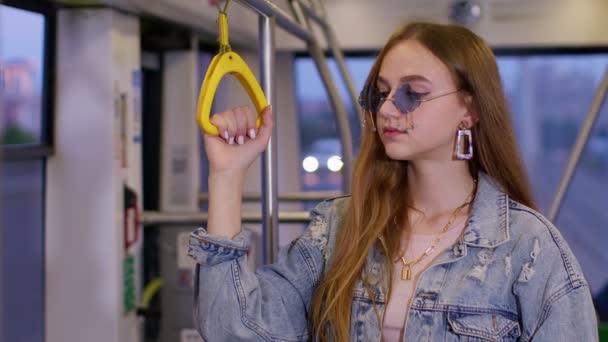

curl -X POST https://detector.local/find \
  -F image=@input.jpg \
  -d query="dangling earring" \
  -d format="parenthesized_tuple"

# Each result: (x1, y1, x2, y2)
(404, 112, 415, 132)
(455, 122, 473, 160)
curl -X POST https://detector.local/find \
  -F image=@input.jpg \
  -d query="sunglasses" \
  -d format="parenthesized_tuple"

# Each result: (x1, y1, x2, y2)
(358, 83, 460, 115)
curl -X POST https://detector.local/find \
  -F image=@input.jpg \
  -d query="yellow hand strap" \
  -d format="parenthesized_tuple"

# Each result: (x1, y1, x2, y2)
(196, 0, 268, 136)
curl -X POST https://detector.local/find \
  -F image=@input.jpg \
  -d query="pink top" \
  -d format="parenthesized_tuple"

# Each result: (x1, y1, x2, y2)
(381, 218, 467, 342)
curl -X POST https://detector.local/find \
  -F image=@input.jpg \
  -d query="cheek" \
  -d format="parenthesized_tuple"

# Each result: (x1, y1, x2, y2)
(414, 108, 457, 140)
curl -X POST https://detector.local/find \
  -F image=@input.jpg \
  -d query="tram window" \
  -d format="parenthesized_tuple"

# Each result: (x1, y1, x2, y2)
(294, 56, 373, 191)
(0, 2, 52, 342)
(496, 54, 608, 319)
(1, 160, 45, 342)
(0, 4, 47, 146)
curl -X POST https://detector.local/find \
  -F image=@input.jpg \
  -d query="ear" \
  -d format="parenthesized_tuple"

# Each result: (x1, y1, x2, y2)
(461, 94, 478, 128)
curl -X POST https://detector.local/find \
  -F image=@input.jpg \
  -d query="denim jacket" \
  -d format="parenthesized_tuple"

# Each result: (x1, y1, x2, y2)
(189, 173, 598, 341)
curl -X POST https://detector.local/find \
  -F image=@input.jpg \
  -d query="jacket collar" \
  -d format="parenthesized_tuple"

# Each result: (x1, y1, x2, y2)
(461, 172, 511, 248)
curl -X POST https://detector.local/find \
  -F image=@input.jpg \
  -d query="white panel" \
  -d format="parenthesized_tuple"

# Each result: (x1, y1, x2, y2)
(158, 44, 202, 342)
(48, 9, 141, 342)
(161, 49, 201, 212)
(48, 9, 118, 342)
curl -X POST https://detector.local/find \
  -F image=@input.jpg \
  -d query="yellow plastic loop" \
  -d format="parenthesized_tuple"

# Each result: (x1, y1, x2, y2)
(196, 52, 269, 136)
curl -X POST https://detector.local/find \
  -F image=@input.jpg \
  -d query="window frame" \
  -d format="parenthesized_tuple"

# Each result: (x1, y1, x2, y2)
(1, 0, 56, 160)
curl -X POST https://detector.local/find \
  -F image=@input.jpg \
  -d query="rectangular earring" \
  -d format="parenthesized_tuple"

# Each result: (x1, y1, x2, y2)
(455, 128, 473, 160)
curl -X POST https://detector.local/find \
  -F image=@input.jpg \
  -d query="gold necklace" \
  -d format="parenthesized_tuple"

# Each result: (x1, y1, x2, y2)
(399, 186, 476, 281)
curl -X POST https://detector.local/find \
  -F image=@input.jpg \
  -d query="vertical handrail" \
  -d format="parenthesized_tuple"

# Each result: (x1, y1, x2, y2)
(259, 14, 279, 263)
(289, 0, 353, 193)
(233, 0, 358, 261)
(548, 67, 608, 221)
(0, 16, 4, 338)
(237, 0, 311, 41)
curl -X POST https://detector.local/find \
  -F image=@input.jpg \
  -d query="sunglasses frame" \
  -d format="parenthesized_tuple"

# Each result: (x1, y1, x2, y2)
(359, 84, 461, 131)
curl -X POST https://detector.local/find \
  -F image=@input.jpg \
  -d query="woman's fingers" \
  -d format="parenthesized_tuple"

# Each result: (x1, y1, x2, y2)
(244, 106, 259, 140)
(233, 106, 249, 145)
(211, 110, 237, 144)
(209, 105, 272, 147)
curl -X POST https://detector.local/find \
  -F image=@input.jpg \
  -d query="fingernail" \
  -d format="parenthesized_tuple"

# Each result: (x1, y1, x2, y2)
(223, 131, 229, 140)
(249, 128, 256, 139)
(229, 136, 235, 145)
(237, 136, 244, 145)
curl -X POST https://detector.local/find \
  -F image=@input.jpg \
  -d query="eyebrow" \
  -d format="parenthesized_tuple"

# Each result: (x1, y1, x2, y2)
(377, 74, 432, 86)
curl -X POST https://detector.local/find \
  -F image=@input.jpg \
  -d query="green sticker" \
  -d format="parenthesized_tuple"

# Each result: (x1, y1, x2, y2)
(123, 255, 136, 314)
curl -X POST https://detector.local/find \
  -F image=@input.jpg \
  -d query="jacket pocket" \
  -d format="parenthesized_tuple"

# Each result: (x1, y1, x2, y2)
(446, 311, 521, 341)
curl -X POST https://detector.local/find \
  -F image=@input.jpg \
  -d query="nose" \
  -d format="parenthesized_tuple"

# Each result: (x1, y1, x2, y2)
(377, 97, 400, 119)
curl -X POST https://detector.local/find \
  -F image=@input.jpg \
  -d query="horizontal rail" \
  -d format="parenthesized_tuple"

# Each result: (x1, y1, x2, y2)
(236, 0, 312, 42)
(198, 191, 343, 203)
(141, 211, 312, 225)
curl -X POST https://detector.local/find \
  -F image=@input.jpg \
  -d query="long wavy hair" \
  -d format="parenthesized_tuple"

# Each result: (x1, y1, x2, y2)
(309, 22, 536, 341)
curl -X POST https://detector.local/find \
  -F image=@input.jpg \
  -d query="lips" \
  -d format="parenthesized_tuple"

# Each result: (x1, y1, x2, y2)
(382, 127, 404, 137)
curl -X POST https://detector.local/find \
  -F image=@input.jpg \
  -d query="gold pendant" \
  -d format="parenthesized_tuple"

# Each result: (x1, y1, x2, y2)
(402, 264, 411, 280)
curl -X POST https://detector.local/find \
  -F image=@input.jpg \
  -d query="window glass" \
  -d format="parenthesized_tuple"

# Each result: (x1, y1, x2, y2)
(294, 57, 373, 191)
(0, 5, 46, 145)
(497, 55, 608, 320)
(0, 4, 48, 342)
(1, 160, 44, 342)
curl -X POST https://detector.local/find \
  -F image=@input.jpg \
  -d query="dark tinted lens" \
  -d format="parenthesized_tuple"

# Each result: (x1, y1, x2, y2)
(393, 84, 420, 113)
(359, 86, 383, 113)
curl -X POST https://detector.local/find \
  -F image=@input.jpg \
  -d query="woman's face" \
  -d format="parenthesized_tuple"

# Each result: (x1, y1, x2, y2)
(375, 39, 473, 161)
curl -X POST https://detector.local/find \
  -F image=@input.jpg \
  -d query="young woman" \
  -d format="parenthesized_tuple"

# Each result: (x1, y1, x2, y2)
(189, 22, 598, 341)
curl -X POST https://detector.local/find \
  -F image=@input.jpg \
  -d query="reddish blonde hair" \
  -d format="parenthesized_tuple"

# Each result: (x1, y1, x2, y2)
(310, 21, 536, 341)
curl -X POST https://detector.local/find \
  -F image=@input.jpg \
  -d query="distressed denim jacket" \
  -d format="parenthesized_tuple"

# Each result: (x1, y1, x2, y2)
(189, 173, 598, 341)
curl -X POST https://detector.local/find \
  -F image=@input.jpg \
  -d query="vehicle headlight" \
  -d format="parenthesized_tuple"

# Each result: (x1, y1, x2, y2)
(327, 155, 343, 172)
(302, 156, 319, 173)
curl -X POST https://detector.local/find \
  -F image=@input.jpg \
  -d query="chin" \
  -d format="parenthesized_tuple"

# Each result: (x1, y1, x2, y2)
(383, 145, 418, 161)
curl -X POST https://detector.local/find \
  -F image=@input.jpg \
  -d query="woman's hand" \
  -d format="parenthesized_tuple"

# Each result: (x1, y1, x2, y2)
(203, 105, 273, 175)
(203, 105, 273, 238)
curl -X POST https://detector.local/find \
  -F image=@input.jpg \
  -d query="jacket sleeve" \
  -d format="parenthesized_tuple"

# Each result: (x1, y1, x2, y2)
(529, 283, 598, 341)
(188, 200, 335, 341)
(516, 219, 600, 341)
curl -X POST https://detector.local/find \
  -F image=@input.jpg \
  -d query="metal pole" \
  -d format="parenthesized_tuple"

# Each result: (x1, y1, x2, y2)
(0, 10, 4, 338)
(0, 9, 4, 338)
(296, 0, 324, 24)
(140, 211, 312, 225)
(236, 0, 312, 42)
(289, 0, 353, 193)
(548, 67, 608, 221)
(310, 0, 364, 124)
(199, 190, 342, 203)
(259, 14, 279, 264)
